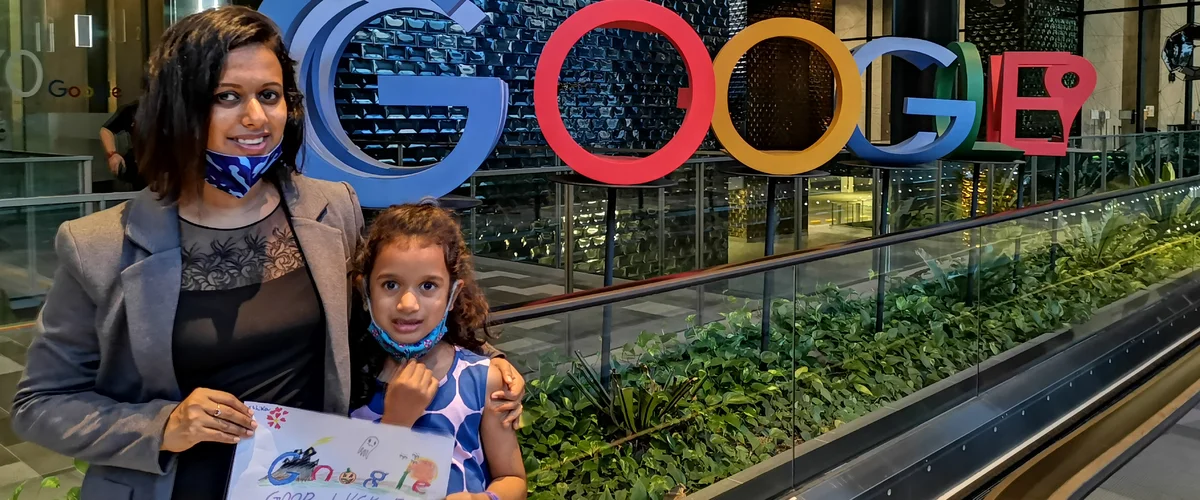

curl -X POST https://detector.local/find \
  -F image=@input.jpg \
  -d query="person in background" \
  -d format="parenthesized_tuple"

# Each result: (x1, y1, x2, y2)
(12, 7, 525, 499)
(99, 98, 146, 189)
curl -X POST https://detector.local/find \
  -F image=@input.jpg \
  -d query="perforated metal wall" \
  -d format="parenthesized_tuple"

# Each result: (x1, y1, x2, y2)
(965, 0, 1082, 138)
(334, 0, 834, 278)
(742, 0, 835, 151)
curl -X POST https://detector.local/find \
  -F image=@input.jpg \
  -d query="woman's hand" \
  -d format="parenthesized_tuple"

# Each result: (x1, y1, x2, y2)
(161, 389, 256, 453)
(489, 358, 526, 430)
(382, 360, 438, 428)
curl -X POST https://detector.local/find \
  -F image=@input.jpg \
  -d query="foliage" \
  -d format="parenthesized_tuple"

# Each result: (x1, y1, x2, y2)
(10, 461, 86, 500)
(517, 187, 1200, 499)
(1075, 206, 1154, 267)
(567, 351, 705, 438)
(1133, 160, 1176, 187)
(1143, 183, 1200, 237)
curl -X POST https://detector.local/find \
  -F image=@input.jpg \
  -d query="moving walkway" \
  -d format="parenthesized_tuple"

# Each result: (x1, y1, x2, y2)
(489, 174, 1200, 500)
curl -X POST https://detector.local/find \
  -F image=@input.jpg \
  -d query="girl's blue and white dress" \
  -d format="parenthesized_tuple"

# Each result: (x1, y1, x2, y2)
(350, 347, 492, 494)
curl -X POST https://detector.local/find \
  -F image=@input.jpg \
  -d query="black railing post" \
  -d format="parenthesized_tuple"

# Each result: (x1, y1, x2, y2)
(601, 188, 617, 387)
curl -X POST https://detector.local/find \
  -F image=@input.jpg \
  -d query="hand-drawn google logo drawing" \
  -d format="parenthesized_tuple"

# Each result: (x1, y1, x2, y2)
(259, 0, 509, 208)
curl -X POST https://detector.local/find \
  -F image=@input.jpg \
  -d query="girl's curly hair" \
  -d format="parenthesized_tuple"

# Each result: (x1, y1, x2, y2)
(348, 201, 492, 407)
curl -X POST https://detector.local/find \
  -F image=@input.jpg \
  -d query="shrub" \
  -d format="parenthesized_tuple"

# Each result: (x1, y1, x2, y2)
(518, 193, 1200, 499)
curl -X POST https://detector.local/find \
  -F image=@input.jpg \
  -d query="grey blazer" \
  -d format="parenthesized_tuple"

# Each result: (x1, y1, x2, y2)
(11, 174, 364, 500)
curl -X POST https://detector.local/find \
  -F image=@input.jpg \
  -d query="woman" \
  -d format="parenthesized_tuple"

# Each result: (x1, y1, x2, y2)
(11, 7, 525, 499)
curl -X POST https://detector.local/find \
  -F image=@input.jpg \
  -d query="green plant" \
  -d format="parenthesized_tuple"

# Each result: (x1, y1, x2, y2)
(515, 189, 1200, 499)
(10, 460, 86, 500)
(1073, 205, 1154, 267)
(567, 350, 705, 438)
(894, 199, 936, 231)
(1132, 161, 1176, 187)
(1143, 184, 1200, 237)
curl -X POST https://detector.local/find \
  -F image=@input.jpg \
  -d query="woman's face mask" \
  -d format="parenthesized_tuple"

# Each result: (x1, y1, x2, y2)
(203, 143, 283, 198)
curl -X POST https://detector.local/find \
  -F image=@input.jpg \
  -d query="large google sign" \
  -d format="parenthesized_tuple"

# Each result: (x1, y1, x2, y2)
(262, 0, 1097, 208)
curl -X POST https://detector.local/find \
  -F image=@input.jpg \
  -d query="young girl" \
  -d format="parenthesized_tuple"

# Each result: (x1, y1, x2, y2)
(349, 201, 526, 500)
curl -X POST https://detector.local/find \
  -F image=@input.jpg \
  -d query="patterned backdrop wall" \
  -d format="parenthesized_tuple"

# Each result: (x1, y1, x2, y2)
(743, 0, 834, 151)
(965, 0, 1082, 138)
(337, 0, 831, 280)
(336, 0, 731, 171)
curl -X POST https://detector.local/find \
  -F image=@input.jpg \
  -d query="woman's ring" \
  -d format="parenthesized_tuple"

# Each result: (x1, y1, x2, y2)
(214, 405, 222, 417)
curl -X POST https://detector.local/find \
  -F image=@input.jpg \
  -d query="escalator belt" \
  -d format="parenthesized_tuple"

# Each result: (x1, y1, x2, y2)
(983, 337, 1200, 499)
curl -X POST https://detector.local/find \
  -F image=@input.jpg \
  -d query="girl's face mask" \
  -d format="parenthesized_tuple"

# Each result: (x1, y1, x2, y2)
(365, 281, 462, 361)
(203, 142, 283, 198)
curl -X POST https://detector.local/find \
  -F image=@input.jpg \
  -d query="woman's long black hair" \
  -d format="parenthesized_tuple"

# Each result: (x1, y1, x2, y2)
(135, 6, 305, 201)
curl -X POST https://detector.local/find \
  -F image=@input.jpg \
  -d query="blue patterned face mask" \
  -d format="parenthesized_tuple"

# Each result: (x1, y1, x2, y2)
(366, 281, 461, 361)
(203, 142, 284, 198)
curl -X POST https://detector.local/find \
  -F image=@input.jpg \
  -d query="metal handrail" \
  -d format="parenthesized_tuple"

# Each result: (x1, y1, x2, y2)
(471, 166, 571, 177)
(0, 192, 137, 209)
(0, 156, 94, 164)
(1074, 130, 1200, 140)
(0, 149, 93, 164)
(489, 174, 1200, 323)
(469, 155, 735, 178)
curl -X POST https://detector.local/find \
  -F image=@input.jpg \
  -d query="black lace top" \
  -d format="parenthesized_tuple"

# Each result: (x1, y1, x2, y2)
(170, 203, 325, 499)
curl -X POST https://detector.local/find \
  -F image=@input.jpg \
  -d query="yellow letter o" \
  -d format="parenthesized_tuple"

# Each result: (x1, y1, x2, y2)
(711, 18, 862, 175)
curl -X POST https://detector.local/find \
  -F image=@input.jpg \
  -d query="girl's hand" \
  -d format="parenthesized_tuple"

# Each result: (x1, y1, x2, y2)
(489, 358, 526, 430)
(161, 388, 256, 453)
(382, 360, 438, 427)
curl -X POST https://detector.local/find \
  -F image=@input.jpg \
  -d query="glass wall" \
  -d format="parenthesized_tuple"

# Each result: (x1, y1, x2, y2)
(1082, 0, 1200, 134)
(1, 0, 1197, 318)
(0, 0, 151, 192)
(506, 174, 1200, 499)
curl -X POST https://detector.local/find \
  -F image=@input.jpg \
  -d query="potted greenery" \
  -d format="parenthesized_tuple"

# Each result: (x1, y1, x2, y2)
(9, 460, 86, 500)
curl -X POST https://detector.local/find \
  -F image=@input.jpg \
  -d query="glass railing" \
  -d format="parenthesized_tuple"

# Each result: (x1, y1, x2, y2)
(490, 175, 1200, 499)
(3, 132, 1198, 322)
(458, 131, 1200, 308)
(0, 194, 137, 319)
(0, 150, 95, 199)
(1, 137, 1198, 497)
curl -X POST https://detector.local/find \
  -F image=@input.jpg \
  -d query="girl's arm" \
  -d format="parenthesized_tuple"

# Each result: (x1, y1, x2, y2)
(473, 363, 528, 500)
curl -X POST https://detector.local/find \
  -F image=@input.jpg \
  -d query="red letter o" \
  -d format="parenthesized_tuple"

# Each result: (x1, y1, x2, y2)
(534, 0, 715, 185)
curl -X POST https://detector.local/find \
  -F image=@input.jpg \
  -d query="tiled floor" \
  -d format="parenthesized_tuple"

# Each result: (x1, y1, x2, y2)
(0, 324, 82, 499)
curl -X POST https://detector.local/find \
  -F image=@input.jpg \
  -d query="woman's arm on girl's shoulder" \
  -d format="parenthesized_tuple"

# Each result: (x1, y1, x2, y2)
(484, 356, 525, 429)
(478, 362, 527, 500)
